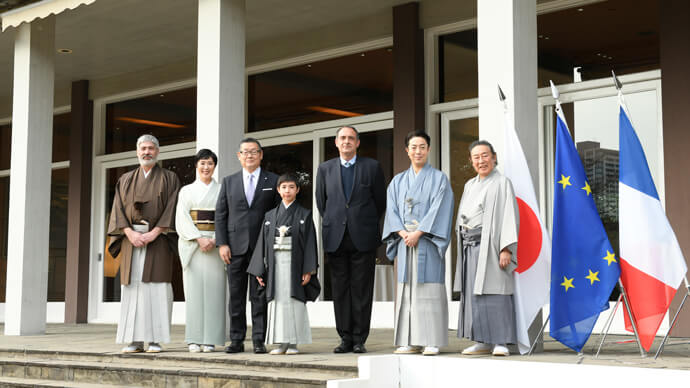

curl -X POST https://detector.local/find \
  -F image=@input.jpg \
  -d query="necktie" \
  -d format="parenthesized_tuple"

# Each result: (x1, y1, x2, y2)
(246, 174, 255, 206)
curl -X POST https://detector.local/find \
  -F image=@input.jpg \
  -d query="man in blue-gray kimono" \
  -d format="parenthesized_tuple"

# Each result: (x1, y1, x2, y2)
(382, 130, 454, 356)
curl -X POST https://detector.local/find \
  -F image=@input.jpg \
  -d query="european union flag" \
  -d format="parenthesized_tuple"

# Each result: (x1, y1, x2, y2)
(550, 104, 621, 352)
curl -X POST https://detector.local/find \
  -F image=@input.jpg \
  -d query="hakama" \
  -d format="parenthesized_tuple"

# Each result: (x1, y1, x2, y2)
(265, 237, 312, 345)
(394, 224, 448, 348)
(116, 224, 173, 344)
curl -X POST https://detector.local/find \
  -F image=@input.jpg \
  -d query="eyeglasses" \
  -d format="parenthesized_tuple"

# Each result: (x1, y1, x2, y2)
(239, 150, 261, 156)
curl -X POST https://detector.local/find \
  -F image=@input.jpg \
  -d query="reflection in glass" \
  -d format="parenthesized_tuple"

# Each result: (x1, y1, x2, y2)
(0, 170, 69, 303)
(248, 48, 393, 132)
(261, 142, 314, 210)
(439, 29, 478, 102)
(0, 113, 72, 170)
(447, 117, 479, 300)
(48, 168, 69, 301)
(105, 88, 196, 154)
(323, 129, 395, 301)
(0, 124, 10, 170)
(0, 177, 8, 302)
(548, 91, 660, 299)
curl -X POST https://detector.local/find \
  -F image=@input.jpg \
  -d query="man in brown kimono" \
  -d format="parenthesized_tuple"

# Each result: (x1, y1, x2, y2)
(107, 134, 181, 353)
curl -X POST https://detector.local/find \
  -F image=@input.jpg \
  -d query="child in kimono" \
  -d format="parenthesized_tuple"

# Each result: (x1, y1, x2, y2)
(248, 173, 319, 355)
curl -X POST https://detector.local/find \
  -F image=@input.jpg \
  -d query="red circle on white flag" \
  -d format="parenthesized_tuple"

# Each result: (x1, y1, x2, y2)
(515, 198, 542, 274)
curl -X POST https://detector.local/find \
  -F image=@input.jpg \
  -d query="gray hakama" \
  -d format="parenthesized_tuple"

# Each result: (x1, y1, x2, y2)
(394, 224, 449, 348)
(457, 227, 516, 344)
(116, 224, 174, 344)
(265, 236, 312, 345)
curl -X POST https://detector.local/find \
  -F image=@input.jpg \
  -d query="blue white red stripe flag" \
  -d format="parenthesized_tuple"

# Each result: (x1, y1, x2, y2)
(618, 93, 687, 351)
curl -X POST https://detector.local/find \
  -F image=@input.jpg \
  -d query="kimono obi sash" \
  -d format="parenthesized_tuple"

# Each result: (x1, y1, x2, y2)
(460, 227, 482, 247)
(273, 236, 291, 251)
(190, 208, 215, 231)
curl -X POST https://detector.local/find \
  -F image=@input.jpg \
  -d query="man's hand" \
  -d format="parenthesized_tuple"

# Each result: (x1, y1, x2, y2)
(256, 276, 265, 287)
(219, 245, 231, 264)
(140, 227, 164, 245)
(124, 228, 146, 248)
(197, 237, 214, 252)
(397, 230, 408, 239)
(301, 273, 312, 286)
(499, 248, 512, 269)
(403, 230, 424, 247)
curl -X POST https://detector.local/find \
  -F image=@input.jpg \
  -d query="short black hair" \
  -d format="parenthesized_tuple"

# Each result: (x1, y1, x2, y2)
(335, 126, 360, 140)
(405, 130, 430, 147)
(277, 173, 300, 188)
(195, 148, 218, 166)
(238, 137, 263, 151)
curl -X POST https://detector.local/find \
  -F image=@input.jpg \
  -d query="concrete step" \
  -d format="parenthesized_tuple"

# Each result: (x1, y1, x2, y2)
(0, 349, 358, 387)
(0, 376, 123, 387)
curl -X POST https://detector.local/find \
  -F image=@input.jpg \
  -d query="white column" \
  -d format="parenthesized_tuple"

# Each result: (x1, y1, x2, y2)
(477, 0, 538, 181)
(5, 16, 56, 335)
(196, 0, 245, 178)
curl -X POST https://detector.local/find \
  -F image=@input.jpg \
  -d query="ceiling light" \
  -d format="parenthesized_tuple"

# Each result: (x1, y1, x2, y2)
(577, 8, 584, 12)
(306, 106, 362, 117)
(360, 53, 365, 57)
(57, 48, 72, 54)
(307, 64, 312, 68)
(159, 94, 165, 97)
(115, 117, 185, 129)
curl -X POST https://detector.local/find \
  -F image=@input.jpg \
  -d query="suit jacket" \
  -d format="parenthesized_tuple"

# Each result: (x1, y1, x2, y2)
(215, 168, 280, 256)
(315, 156, 386, 253)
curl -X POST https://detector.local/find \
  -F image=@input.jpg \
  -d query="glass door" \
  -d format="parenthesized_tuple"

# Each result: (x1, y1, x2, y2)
(440, 107, 479, 330)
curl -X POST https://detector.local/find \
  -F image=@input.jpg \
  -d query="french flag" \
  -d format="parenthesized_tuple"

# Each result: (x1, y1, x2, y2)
(503, 110, 551, 354)
(618, 93, 687, 352)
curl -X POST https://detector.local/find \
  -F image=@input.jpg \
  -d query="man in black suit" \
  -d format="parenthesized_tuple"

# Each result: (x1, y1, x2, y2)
(216, 138, 280, 354)
(315, 126, 387, 354)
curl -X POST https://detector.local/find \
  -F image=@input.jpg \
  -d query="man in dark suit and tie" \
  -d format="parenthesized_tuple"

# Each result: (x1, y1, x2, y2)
(216, 138, 280, 354)
(315, 126, 387, 353)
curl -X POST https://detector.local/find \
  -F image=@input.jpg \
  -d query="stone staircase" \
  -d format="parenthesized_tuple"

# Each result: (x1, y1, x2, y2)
(0, 349, 358, 387)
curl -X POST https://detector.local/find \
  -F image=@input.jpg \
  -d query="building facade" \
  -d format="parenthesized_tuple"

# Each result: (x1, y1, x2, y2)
(0, 0, 688, 338)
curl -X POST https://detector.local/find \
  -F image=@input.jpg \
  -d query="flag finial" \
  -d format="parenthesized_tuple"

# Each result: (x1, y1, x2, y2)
(498, 84, 506, 102)
(612, 70, 622, 90)
(550, 80, 559, 100)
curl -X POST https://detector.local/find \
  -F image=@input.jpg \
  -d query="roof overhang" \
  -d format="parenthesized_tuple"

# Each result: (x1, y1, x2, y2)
(1, 0, 94, 31)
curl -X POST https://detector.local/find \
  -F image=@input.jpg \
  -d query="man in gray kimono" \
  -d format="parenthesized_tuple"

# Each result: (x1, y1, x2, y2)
(454, 140, 519, 357)
(382, 130, 454, 356)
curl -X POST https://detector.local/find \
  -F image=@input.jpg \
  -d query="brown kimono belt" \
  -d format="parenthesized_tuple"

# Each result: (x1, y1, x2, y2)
(190, 209, 215, 231)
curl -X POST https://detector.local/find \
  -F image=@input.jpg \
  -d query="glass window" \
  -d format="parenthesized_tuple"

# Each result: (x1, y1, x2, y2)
(0, 123, 9, 170)
(0, 176, 8, 302)
(547, 89, 661, 298)
(261, 141, 314, 211)
(105, 87, 196, 154)
(0, 169, 69, 303)
(322, 129, 395, 301)
(248, 48, 393, 132)
(0, 112, 72, 170)
(537, 0, 659, 86)
(438, 29, 478, 103)
(446, 117, 479, 300)
(48, 168, 69, 302)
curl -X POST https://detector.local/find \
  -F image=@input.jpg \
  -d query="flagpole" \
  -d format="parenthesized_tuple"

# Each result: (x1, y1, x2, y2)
(617, 280, 647, 357)
(528, 315, 549, 356)
(594, 292, 622, 358)
(654, 276, 690, 359)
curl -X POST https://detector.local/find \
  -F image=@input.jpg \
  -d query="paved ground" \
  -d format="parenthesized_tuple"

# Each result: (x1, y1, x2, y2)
(0, 324, 689, 371)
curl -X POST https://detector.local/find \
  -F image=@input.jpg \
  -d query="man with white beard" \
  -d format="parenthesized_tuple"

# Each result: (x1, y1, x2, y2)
(107, 134, 181, 353)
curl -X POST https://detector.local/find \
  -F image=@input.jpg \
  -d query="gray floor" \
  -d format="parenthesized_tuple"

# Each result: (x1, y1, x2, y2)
(0, 324, 688, 370)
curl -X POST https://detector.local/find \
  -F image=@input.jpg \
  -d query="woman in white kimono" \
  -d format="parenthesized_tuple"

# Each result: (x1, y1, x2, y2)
(455, 140, 519, 357)
(382, 130, 454, 356)
(175, 149, 226, 352)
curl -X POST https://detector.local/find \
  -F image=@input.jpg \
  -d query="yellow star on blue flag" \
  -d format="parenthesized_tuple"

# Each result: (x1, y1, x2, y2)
(550, 104, 621, 353)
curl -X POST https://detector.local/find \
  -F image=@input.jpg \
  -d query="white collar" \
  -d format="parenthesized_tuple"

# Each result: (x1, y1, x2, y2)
(340, 155, 357, 166)
(282, 199, 295, 209)
(243, 167, 261, 180)
(142, 167, 153, 178)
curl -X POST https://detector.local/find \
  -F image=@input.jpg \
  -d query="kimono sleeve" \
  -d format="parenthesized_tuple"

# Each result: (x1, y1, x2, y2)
(381, 177, 405, 261)
(175, 186, 202, 241)
(156, 172, 181, 230)
(301, 211, 318, 275)
(499, 179, 519, 265)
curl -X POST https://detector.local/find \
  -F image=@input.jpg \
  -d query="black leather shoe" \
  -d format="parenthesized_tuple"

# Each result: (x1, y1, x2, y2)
(334, 341, 353, 353)
(225, 341, 244, 353)
(353, 343, 367, 353)
(253, 341, 267, 354)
